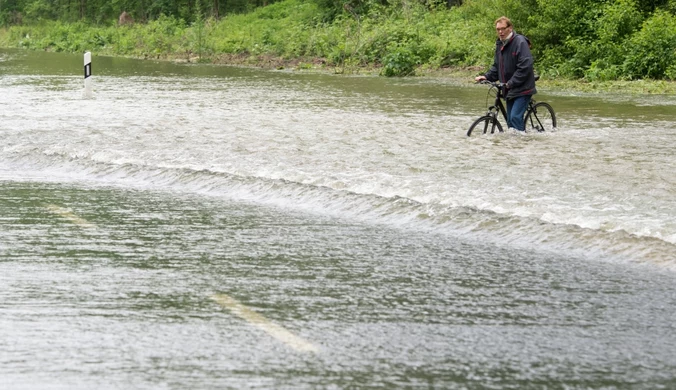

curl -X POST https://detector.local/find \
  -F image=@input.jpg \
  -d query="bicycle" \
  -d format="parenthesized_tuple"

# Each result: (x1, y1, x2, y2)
(467, 78, 556, 136)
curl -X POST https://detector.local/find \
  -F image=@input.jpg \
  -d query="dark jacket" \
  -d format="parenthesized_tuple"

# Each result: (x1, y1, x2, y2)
(484, 32, 537, 100)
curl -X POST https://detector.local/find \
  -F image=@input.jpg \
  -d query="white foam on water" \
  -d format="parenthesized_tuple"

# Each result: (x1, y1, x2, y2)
(1, 72, 675, 270)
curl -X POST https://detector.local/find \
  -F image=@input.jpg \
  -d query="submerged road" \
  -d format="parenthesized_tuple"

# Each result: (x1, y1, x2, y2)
(2, 181, 676, 389)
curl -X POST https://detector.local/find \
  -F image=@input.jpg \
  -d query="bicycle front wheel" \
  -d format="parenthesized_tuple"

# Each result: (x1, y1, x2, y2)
(524, 102, 556, 132)
(467, 115, 503, 136)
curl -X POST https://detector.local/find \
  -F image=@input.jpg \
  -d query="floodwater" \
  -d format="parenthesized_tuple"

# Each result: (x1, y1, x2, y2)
(1, 49, 675, 389)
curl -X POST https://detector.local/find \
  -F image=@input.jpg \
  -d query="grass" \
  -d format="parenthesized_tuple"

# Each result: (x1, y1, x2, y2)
(0, 0, 673, 96)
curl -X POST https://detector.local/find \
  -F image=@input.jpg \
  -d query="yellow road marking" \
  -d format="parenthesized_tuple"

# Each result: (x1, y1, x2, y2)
(45, 204, 97, 229)
(212, 293, 318, 353)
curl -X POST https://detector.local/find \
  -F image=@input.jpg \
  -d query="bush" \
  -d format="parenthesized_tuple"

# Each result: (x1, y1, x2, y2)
(380, 47, 418, 76)
(583, 0, 643, 80)
(623, 10, 676, 79)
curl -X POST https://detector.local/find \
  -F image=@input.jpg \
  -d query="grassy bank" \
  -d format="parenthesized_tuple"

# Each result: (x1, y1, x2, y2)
(0, 0, 674, 94)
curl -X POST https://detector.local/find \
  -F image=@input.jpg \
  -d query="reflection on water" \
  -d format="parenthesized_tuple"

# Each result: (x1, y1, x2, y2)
(1, 48, 676, 389)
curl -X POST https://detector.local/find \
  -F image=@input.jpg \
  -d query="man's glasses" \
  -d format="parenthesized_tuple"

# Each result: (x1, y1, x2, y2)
(496, 27, 511, 32)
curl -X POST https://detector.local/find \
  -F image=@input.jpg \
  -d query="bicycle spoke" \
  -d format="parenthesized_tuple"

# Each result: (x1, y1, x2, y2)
(467, 115, 503, 136)
(525, 102, 557, 132)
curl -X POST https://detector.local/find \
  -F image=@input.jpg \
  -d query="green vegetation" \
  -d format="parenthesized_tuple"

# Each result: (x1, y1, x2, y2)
(0, 0, 675, 87)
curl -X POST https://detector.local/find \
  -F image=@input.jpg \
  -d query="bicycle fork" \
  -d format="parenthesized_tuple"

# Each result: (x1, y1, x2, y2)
(486, 106, 503, 133)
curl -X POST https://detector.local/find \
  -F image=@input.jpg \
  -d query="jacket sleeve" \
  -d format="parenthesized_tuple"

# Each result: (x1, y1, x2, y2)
(484, 46, 499, 82)
(507, 36, 533, 89)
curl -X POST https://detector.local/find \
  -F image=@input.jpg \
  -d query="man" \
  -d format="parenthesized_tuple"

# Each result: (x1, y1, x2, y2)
(475, 16, 537, 132)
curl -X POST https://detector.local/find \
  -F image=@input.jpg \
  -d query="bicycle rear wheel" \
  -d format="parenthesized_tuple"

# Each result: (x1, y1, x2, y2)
(467, 115, 503, 136)
(524, 102, 556, 132)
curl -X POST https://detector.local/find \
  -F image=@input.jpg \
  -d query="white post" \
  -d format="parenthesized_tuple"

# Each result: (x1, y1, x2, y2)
(84, 51, 92, 98)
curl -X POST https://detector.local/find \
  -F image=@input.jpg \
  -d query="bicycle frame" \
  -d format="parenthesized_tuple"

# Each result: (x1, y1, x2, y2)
(487, 86, 509, 125)
(481, 80, 542, 131)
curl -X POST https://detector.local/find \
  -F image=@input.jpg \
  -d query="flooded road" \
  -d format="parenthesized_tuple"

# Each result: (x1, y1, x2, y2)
(1, 49, 675, 388)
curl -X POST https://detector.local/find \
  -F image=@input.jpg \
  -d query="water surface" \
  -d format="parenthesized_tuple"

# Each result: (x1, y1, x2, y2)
(1, 49, 675, 389)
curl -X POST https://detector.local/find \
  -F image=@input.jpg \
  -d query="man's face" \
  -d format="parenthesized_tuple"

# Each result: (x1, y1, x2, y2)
(496, 22, 512, 40)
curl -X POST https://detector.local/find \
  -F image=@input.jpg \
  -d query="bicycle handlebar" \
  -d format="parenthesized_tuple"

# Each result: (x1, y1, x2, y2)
(477, 79, 503, 87)
(476, 74, 539, 87)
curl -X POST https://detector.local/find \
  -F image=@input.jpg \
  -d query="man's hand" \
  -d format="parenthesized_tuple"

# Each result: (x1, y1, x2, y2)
(475, 75, 487, 82)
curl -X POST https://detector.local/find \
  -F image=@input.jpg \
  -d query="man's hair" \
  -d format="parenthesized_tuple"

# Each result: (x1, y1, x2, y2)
(495, 16, 512, 27)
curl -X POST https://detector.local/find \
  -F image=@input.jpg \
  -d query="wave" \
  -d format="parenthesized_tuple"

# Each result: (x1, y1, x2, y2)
(3, 150, 675, 271)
